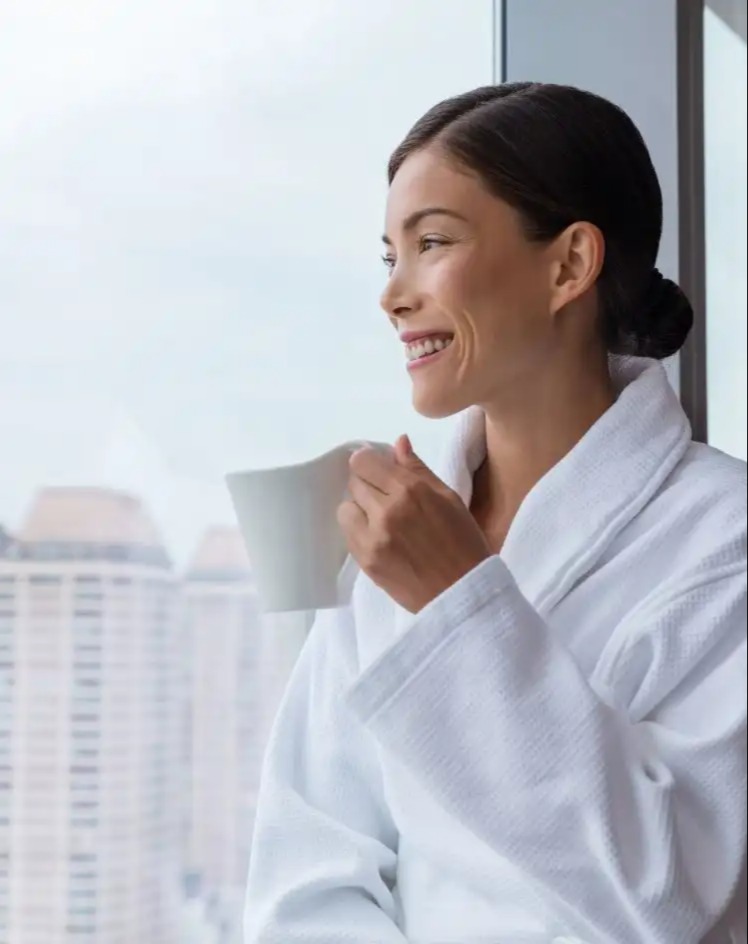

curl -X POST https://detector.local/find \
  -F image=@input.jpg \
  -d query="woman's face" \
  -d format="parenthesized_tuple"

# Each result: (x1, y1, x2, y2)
(381, 145, 565, 419)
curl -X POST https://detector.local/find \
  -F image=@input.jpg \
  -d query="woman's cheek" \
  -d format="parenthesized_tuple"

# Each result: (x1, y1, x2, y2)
(427, 256, 476, 318)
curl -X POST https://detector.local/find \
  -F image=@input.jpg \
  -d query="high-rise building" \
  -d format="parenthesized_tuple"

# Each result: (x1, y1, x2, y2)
(0, 488, 182, 944)
(183, 527, 261, 939)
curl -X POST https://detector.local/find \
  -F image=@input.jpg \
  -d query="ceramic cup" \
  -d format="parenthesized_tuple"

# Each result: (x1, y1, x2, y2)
(226, 440, 393, 612)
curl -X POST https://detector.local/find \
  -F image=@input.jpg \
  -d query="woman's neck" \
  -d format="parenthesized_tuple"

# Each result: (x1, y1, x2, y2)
(471, 354, 616, 549)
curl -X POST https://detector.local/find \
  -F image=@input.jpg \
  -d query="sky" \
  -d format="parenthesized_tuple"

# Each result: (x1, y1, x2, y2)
(0, 1, 744, 566)
(0, 0, 492, 564)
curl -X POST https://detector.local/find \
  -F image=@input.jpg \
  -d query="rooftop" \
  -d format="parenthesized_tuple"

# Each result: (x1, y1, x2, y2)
(0, 488, 171, 568)
(187, 526, 251, 582)
(20, 487, 165, 547)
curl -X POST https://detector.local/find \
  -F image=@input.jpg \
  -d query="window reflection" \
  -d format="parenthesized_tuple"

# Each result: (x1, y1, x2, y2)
(704, 3, 748, 460)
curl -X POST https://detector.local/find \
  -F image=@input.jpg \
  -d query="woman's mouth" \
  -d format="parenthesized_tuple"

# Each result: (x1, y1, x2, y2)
(405, 335, 454, 371)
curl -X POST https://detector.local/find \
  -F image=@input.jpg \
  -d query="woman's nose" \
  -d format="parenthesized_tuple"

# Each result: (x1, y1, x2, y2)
(380, 268, 419, 318)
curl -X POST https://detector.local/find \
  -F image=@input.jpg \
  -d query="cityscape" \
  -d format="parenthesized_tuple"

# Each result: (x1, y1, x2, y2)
(0, 486, 308, 944)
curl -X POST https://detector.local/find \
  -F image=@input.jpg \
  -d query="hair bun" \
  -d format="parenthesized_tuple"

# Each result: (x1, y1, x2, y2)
(632, 268, 694, 359)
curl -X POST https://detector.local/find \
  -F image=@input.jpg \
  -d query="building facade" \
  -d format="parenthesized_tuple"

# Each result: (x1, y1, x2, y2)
(182, 527, 262, 941)
(0, 488, 182, 944)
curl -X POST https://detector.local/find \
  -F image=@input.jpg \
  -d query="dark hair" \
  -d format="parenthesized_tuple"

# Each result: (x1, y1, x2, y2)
(388, 83, 693, 360)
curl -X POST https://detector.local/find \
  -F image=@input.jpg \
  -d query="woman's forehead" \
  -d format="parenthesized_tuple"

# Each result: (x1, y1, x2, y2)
(385, 148, 512, 236)
(386, 150, 486, 224)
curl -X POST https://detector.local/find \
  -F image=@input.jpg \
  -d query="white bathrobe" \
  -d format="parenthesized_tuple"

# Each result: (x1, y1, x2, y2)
(244, 358, 747, 944)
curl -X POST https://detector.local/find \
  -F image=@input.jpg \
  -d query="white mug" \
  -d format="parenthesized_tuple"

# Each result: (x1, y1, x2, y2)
(225, 440, 393, 613)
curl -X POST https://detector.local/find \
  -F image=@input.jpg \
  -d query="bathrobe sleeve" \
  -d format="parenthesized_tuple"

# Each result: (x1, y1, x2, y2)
(346, 553, 748, 944)
(243, 603, 408, 944)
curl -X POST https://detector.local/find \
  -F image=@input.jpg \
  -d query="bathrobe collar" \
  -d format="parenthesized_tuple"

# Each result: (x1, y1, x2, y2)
(435, 357, 692, 616)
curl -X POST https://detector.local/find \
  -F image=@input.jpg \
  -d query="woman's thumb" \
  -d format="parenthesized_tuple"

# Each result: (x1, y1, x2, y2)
(397, 434, 431, 472)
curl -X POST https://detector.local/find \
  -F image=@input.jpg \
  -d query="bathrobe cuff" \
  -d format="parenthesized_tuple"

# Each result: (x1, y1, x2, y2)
(345, 555, 513, 724)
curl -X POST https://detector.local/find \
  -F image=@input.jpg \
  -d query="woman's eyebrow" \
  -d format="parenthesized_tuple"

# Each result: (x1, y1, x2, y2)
(382, 207, 469, 244)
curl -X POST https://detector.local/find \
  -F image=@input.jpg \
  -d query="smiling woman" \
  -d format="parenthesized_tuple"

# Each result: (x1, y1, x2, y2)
(244, 78, 746, 944)
(380, 84, 694, 424)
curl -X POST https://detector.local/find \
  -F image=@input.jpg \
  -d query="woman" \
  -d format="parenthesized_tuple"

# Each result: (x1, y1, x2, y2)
(244, 83, 747, 944)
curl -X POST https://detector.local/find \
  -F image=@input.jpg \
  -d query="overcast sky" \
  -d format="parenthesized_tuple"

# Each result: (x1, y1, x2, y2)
(0, 1, 744, 565)
(0, 0, 492, 563)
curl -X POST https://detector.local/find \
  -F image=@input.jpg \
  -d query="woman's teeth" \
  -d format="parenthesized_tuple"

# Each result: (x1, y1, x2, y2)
(405, 336, 454, 362)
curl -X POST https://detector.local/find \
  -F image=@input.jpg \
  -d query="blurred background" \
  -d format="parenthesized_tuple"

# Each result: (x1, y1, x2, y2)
(0, 1, 745, 941)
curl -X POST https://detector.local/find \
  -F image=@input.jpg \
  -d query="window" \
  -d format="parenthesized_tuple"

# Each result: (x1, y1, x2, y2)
(72, 626, 103, 643)
(704, 2, 747, 460)
(0, 1, 495, 941)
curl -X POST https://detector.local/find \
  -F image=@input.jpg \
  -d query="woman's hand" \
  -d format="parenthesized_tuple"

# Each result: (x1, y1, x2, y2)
(337, 434, 492, 613)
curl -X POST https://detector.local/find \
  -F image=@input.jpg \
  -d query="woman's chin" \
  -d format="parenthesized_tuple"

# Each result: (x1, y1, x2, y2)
(411, 387, 466, 420)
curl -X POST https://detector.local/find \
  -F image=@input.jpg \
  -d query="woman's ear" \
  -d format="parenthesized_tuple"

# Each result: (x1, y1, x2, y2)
(548, 222, 605, 316)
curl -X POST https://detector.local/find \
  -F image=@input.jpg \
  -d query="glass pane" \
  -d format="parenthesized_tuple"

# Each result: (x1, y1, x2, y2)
(0, 2, 495, 942)
(704, 3, 748, 460)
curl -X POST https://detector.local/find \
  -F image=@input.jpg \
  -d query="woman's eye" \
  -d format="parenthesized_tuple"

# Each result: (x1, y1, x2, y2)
(419, 236, 448, 253)
(380, 237, 447, 272)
